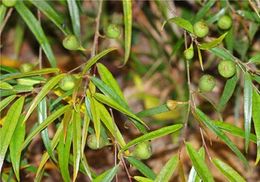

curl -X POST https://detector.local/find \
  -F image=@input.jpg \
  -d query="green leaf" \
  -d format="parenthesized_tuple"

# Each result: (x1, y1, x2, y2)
(82, 48, 117, 74)
(206, 8, 226, 24)
(97, 63, 125, 102)
(97, 102, 126, 148)
(252, 88, 260, 164)
(36, 123, 63, 180)
(94, 93, 147, 130)
(210, 47, 235, 61)
(0, 5, 7, 25)
(89, 97, 101, 148)
(58, 111, 73, 182)
(22, 105, 70, 149)
(163, 17, 193, 33)
(217, 74, 238, 111)
(72, 107, 81, 182)
(0, 95, 16, 112)
(134, 176, 153, 182)
(93, 165, 119, 182)
(197, 47, 204, 71)
(15, 1, 57, 67)
(67, 0, 81, 39)
(185, 143, 214, 182)
(214, 121, 256, 143)
(122, 0, 132, 65)
(212, 158, 246, 182)
(9, 115, 25, 181)
(236, 10, 260, 23)
(91, 77, 129, 110)
(38, 97, 54, 160)
(188, 147, 205, 182)
(121, 124, 183, 151)
(194, 108, 248, 166)
(126, 156, 156, 180)
(192, 0, 216, 23)
(244, 73, 253, 152)
(155, 155, 179, 182)
(30, 0, 69, 34)
(136, 104, 170, 118)
(249, 53, 260, 65)
(198, 32, 228, 50)
(0, 96, 25, 172)
(23, 74, 65, 124)
(0, 81, 13, 89)
(2, 68, 60, 81)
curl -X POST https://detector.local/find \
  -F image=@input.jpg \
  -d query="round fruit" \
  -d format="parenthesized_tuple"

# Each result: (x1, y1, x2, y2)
(105, 24, 121, 39)
(19, 63, 34, 73)
(184, 48, 194, 60)
(198, 74, 216, 92)
(217, 15, 232, 30)
(218, 60, 236, 78)
(87, 134, 106, 150)
(59, 75, 76, 91)
(2, 0, 17, 7)
(193, 21, 209, 38)
(62, 35, 81, 50)
(133, 142, 152, 160)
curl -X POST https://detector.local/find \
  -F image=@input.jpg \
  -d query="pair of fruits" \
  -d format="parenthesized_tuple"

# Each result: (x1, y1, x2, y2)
(199, 60, 236, 92)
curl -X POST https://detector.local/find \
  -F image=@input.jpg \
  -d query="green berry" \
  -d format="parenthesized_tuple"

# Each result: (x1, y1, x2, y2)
(184, 45, 194, 60)
(19, 63, 34, 73)
(217, 15, 232, 30)
(199, 74, 216, 92)
(105, 24, 121, 39)
(218, 60, 236, 78)
(2, 0, 17, 7)
(59, 75, 76, 91)
(87, 134, 106, 150)
(193, 21, 209, 38)
(62, 35, 81, 50)
(133, 142, 152, 160)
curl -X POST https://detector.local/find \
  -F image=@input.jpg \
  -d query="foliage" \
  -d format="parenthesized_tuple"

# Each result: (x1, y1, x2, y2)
(0, 0, 259, 181)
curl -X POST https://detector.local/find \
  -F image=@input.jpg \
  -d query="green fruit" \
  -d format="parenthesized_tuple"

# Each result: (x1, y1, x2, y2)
(105, 24, 120, 39)
(59, 75, 76, 91)
(217, 15, 232, 30)
(19, 63, 34, 73)
(184, 46, 194, 60)
(87, 134, 106, 150)
(62, 35, 81, 50)
(193, 21, 209, 38)
(218, 60, 236, 78)
(133, 142, 152, 160)
(199, 74, 216, 92)
(2, 0, 17, 7)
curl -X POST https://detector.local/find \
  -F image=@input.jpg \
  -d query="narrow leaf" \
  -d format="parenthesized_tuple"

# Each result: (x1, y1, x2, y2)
(136, 104, 170, 118)
(217, 73, 238, 111)
(197, 47, 204, 71)
(22, 105, 70, 149)
(193, 0, 216, 23)
(249, 53, 260, 64)
(252, 88, 260, 164)
(67, 0, 81, 38)
(0, 5, 7, 25)
(198, 32, 228, 50)
(155, 155, 179, 182)
(0, 95, 16, 112)
(0, 81, 13, 89)
(134, 176, 153, 182)
(93, 165, 119, 182)
(186, 143, 214, 182)
(90, 97, 101, 148)
(126, 156, 156, 179)
(212, 158, 246, 182)
(23, 74, 65, 123)
(210, 47, 235, 61)
(0, 97, 24, 172)
(194, 108, 248, 166)
(188, 147, 205, 182)
(244, 73, 253, 152)
(163, 17, 193, 33)
(122, 0, 132, 65)
(121, 124, 183, 151)
(15, 1, 57, 67)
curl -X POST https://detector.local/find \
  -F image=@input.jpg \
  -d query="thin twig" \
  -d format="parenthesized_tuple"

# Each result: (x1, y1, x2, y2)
(200, 127, 212, 161)
(0, 8, 13, 37)
(91, 0, 103, 57)
(120, 156, 132, 182)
